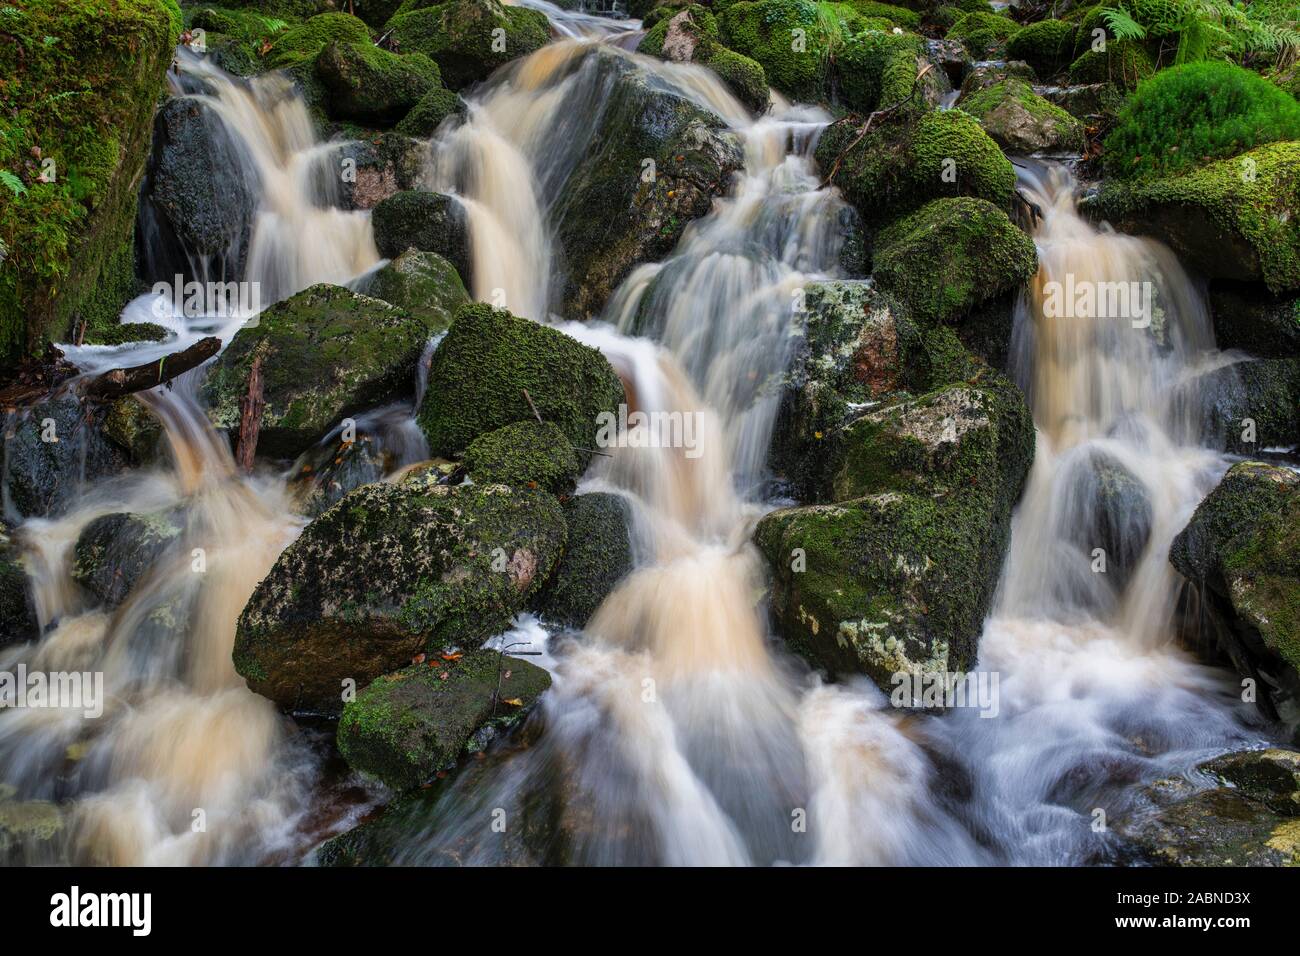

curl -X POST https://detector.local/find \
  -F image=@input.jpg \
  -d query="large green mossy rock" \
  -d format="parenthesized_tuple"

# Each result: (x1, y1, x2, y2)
(262, 11, 371, 69)
(385, 0, 550, 90)
(957, 78, 1085, 155)
(546, 46, 743, 319)
(872, 197, 1037, 326)
(337, 649, 551, 789)
(369, 190, 471, 285)
(636, 6, 770, 113)
(1170, 461, 1300, 731)
(717, 0, 866, 102)
(0, 0, 179, 365)
(944, 10, 1019, 57)
(756, 378, 1034, 687)
(416, 304, 626, 457)
(202, 284, 433, 459)
(72, 510, 183, 608)
(1093, 142, 1300, 294)
(1066, 38, 1153, 91)
(816, 108, 1016, 231)
(463, 421, 582, 496)
(234, 479, 566, 715)
(1005, 18, 1077, 79)
(355, 249, 469, 333)
(0, 522, 38, 647)
(394, 87, 467, 137)
(535, 492, 635, 628)
(836, 30, 948, 117)
(314, 40, 441, 125)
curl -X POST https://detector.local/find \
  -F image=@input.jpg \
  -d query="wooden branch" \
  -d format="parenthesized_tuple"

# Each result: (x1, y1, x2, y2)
(235, 355, 265, 473)
(79, 336, 221, 401)
(818, 63, 934, 191)
(521, 387, 544, 425)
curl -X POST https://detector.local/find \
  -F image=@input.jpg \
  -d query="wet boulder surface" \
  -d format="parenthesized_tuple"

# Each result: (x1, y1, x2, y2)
(72, 509, 184, 608)
(534, 492, 635, 629)
(369, 190, 472, 285)
(0, 521, 38, 647)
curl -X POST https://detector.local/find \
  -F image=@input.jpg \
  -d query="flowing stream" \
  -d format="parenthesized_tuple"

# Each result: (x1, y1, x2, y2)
(0, 14, 1273, 865)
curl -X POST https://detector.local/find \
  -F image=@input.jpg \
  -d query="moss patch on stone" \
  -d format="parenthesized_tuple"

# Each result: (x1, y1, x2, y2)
(463, 420, 583, 496)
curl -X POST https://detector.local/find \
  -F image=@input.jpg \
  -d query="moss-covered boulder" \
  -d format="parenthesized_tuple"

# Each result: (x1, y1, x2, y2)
(330, 133, 427, 210)
(1066, 37, 1152, 91)
(462, 421, 582, 495)
(717, 0, 864, 103)
(1005, 18, 1076, 79)
(957, 78, 1085, 155)
(1092, 143, 1300, 295)
(756, 378, 1034, 686)
(417, 305, 626, 457)
(393, 87, 467, 137)
(871, 197, 1037, 326)
(79, 321, 170, 347)
(944, 10, 1019, 57)
(234, 479, 566, 714)
(637, 7, 770, 113)
(370, 190, 471, 286)
(0, 0, 179, 365)
(536, 492, 635, 628)
(1207, 282, 1300, 359)
(355, 249, 469, 333)
(816, 108, 1016, 230)
(0, 522, 38, 647)
(1170, 461, 1299, 733)
(547, 46, 743, 318)
(337, 648, 550, 789)
(385, 0, 550, 90)
(837, 29, 949, 116)
(263, 11, 371, 69)
(72, 510, 184, 608)
(314, 40, 441, 125)
(202, 284, 431, 459)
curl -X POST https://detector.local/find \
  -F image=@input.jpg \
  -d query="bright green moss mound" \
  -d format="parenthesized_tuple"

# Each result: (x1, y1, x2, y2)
(355, 249, 468, 333)
(1006, 19, 1077, 79)
(836, 29, 926, 114)
(417, 304, 627, 457)
(463, 420, 582, 496)
(1104, 62, 1300, 179)
(314, 40, 441, 125)
(187, 6, 296, 76)
(944, 10, 1018, 57)
(959, 78, 1086, 153)
(393, 87, 466, 136)
(845, 1, 920, 28)
(873, 197, 1037, 325)
(1067, 37, 1152, 90)
(718, 0, 868, 102)
(263, 11, 371, 69)
(816, 108, 1016, 229)
(0, 0, 180, 366)
(385, 0, 550, 90)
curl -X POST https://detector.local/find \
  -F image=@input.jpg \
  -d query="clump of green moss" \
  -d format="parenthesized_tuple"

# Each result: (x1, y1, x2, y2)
(356, 249, 468, 332)
(1006, 18, 1077, 79)
(1104, 61, 1300, 179)
(463, 420, 583, 495)
(959, 77, 1086, 153)
(314, 40, 441, 125)
(263, 11, 371, 69)
(385, 0, 550, 90)
(0, 0, 180, 366)
(717, 0, 868, 102)
(636, 5, 770, 112)
(835, 29, 927, 115)
(79, 322, 171, 346)
(944, 10, 1019, 57)
(393, 86, 466, 136)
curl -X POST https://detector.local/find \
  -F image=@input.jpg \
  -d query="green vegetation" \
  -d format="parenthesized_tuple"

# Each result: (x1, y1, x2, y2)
(836, 29, 926, 114)
(1006, 18, 1078, 79)
(262, 11, 371, 69)
(385, 0, 550, 90)
(718, 0, 868, 102)
(1104, 61, 1300, 178)
(1099, 0, 1300, 66)
(463, 420, 583, 495)
(944, 10, 1019, 57)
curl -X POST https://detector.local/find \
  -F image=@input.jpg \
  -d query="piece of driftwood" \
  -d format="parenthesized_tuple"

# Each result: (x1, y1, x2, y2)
(79, 336, 221, 401)
(235, 355, 265, 473)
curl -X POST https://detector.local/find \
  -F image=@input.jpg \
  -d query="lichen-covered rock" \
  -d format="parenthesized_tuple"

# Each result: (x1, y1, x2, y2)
(536, 492, 635, 628)
(329, 133, 427, 210)
(417, 303, 627, 457)
(1005, 18, 1077, 79)
(1092, 143, 1300, 294)
(370, 190, 471, 286)
(545, 45, 744, 318)
(0, 0, 179, 363)
(1207, 282, 1300, 359)
(1170, 461, 1299, 733)
(354, 249, 469, 333)
(202, 284, 431, 459)
(956, 78, 1085, 154)
(233, 479, 566, 714)
(337, 648, 551, 789)
(385, 0, 550, 90)
(1200, 748, 1300, 816)
(463, 421, 582, 496)
(101, 395, 164, 466)
(393, 87, 467, 137)
(816, 108, 1016, 230)
(756, 378, 1034, 687)
(72, 510, 183, 608)
(0, 521, 38, 647)
(314, 40, 441, 125)
(872, 197, 1038, 325)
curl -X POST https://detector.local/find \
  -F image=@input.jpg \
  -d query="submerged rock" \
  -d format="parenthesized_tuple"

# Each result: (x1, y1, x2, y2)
(0, 521, 37, 647)
(354, 249, 469, 334)
(234, 479, 566, 715)
(202, 284, 431, 459)
(370, 190, 471, 286)
(337, 648, 551, 789)
(1072, 452, 1153, 593)
(385, 0, 550, 90)
(956, 78, 1085, 155)
(72, 510, 184, 609)
(0, 797, 64, 866)
(535, 492, 635, 628)
(463, 420, 582, 496)
(416, 303, 626, 457)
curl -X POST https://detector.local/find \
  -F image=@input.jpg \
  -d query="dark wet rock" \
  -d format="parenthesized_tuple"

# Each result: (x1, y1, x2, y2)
(370, 190, 472, 287)
(926, 38, 971, 88)
(0, 521, 38, 646)
(202, 284, 431, 459)
(329, 133, 427, 210)
(757, 377, 1035, 687)
(1070, 452, 1153, 592)
(416, 303, 626, 458)
(337, 648, 551, 789)
(1038, 82, 1117, 120)
(354, 249, 469, 334)
(463, 420, 582, 496)
(1207, 282, 1300, 359)
(956, 78, 1085, 155)
(1170, 461, 1300, 734)
(233, 478, 566, 715)
(385, 0, 551, 90)
(72, 510, 184, 609)
(2, 395, 129, 519)
(100, 396, 165, 467)
(144, 96, 258, 280)
(1201, 748, 1300, 816)
(1198, 357, 1300, 454)
(289, 433, 390, 518)
(535, 492, 635, 628)
(315, 40, 441, 126)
